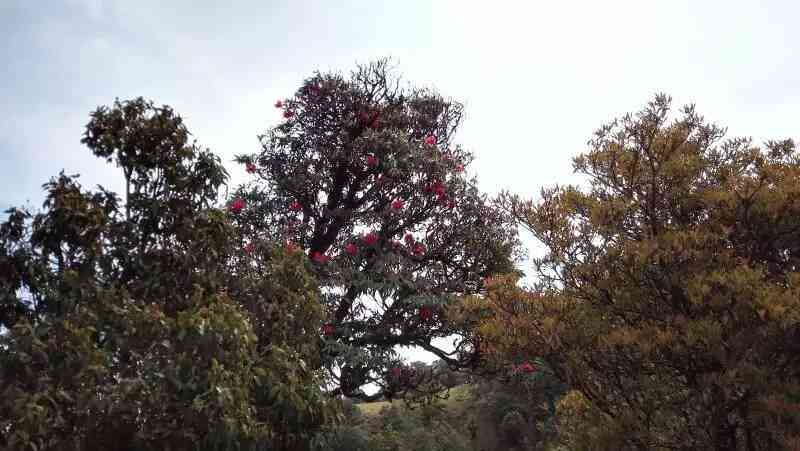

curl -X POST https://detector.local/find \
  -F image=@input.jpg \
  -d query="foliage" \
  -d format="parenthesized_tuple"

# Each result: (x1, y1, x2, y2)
(477, 95, 800, 449)
(0, 98, 336, 450)
(232, 59, 520, 399)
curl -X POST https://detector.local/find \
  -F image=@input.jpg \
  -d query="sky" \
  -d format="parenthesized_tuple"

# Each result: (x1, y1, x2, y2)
(2, 0, 799, 361)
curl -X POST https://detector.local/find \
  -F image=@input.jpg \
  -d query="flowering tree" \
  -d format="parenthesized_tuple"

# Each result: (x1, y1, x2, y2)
(0, 98, 336, 450)
(233, 60, 519, 399)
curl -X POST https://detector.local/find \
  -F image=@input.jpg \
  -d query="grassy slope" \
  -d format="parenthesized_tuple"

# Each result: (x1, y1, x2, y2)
(355, 385, 499, 450)
(356, 384, 475, 417)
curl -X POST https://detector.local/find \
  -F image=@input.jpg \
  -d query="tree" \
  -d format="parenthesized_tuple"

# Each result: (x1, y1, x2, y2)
(0, 98, 336, 450)
(233, 59, 519, 399)
(475, 95, 800, 449)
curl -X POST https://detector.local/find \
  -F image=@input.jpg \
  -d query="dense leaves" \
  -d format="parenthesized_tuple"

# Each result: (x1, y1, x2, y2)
(477, 95, 800, 449)
(233, 59, 519, 399)
(0, 98, 335, 450)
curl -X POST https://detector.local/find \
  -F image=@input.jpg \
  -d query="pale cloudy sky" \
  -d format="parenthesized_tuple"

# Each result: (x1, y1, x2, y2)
(2, 0, 798, 360)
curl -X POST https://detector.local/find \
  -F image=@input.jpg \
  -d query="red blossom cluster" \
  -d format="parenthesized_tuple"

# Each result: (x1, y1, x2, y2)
(362, 232, 379, 246)
(229, 197, 246, 214)
(419, 306, 434, 321)
(311, 251, 330, 264)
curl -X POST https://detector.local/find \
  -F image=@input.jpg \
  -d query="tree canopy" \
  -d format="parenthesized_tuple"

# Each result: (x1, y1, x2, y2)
(232, 59, 519, 399)
(0, 98, 336, 450)
(473, 95, 800, 449)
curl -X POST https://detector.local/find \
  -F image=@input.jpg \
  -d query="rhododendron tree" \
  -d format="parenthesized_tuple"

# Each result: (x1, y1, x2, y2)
(233, 59, 519, 399)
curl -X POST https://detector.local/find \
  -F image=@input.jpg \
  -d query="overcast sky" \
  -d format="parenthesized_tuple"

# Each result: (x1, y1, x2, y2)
(2, 0, 798, 361)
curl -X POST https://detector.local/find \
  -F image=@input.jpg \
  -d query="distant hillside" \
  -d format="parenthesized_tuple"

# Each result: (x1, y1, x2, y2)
(328, 382, 562, 451)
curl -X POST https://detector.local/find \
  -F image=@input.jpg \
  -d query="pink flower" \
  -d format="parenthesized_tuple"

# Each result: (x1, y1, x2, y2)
(423, 183, 433, 194)
(390, 367, 403, 378)
(376, 174, 389, 184)
(391, 199, 405, 210)
(285, 241, 299, 254)
(345, 242, 359, 256)
(362, 232, 379, 246)
(274, 99, 283, 108)
(424, 135, 437, 146)
(419, 307, 433, 321)
(366, 154, 379, 168)
(283, 110, 294, 118)
(413, 243, 425, 256)
(311, 251, 330, 264)
(447, 199, 456, 209)
(246, 162, 257, 174)
(229, 198, 246, 214)
(454, 164, 464, 173)
(322, 324, 335, 336)
(369, 115, 381, 129)
(404, 233, 414, 245)
(518, 362, 537, 374)
(432, 181, 445, 196)
(244, 242, 255, 254)
(307, 84, 321, 95)
(290, 201, 302, 212)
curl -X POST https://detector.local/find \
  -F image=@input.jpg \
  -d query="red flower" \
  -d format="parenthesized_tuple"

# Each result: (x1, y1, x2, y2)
(404, 233, 414, 245)
(518, 362, 537, 374)
(358, 111, 370, 124)
(274, 99, 283, 108)
(322, 323, 335, 336)
(366, 154, 379, 168)
(390, 366, 403, 378)
(244, 242, 255, 254)
(424, 135, 437, 146)
(413, 243, 425, 256)
(290, 201, 302, 212)
(423, 183, 433, 194)
(345, 242, 359, 256)
(419, 307, 433, 321)
(454, 164, 464, 173)
(362, 232, 379, 246)
(391, 199, 405, 210)
(447, 199, 456, 209)
(285, 241, 299, 254)
(369, 115, 381, 129)
(432, 181, 445, 196)
(311, 251, 330, 264)
(308, 84, 321, 95)
(245, 162, 257, 174)
(229, 197, 246, 214)
(283, 110, 294, 118)
(437, 193, 448, 204)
